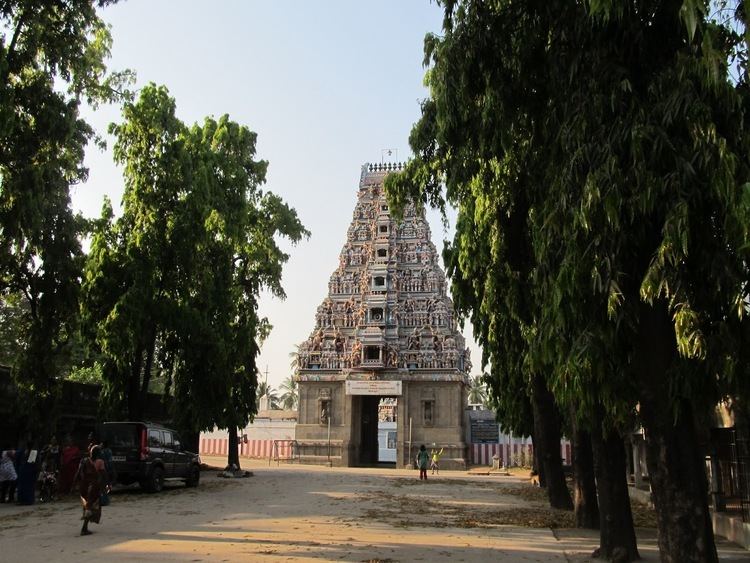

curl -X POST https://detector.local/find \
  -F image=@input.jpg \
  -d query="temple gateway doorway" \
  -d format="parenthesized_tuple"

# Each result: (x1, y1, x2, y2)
(355, 395, 397, 465)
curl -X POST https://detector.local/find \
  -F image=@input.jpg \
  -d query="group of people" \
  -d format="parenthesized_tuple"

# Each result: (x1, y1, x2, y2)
(0, 433, 115, 536)
(416, 445, 443, 480)
(0, 441, 53, 504)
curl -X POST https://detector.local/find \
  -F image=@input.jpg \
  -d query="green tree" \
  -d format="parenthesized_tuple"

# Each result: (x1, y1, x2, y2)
(82, 85, 186, 421)
(387, 3, 573, 513)
(279, 376, 298, 410)
(0, 1, 132, 436)
(66, 361, 103, 385)
(467, 375, 487, 407)
(256, 381, 280, 411)
(83, 84, 308, 470)
(388, 1, 750, 561)
(0, 292, 29, 368)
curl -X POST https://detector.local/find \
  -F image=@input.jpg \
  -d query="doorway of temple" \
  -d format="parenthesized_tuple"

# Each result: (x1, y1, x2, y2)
(358, 396, 398, 465)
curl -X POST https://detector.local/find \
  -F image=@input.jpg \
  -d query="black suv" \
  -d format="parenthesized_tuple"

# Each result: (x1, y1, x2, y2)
(100, 422, 201, 493)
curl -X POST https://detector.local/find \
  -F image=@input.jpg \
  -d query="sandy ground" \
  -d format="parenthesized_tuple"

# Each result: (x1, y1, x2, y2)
(0, 456, 748, 562)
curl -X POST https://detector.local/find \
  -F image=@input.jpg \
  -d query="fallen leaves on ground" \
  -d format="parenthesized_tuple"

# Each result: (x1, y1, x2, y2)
(354, 477, 657, 531)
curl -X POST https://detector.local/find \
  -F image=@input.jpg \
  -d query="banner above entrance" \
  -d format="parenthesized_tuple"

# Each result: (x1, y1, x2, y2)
(345, 380, 402, 396)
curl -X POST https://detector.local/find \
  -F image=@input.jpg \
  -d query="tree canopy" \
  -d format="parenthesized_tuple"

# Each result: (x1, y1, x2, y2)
(82, 84, 308, 438)
(387, 1, 749, 560)
(0, 0, 132, 434)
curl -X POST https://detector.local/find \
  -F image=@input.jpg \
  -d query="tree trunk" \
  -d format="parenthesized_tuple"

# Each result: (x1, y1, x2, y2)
(227, 425, 240, 470)
(182, 430, 200, 455)
(530, 373, 573, 510)
(570, 408, 599, 529)
(640, 400, 716, 563)
(128, 348, 144, 420)
(140, 328, 156, 398)
(530, 430, 546, 486)
(591, 421, 639, 561)
(636, 302, 717, 563)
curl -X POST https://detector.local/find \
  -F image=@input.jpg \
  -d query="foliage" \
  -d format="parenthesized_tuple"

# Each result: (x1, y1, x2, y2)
(279, 376, 298, 410)
(0, 1, 132, 433)
(256, 381, 280, 410)
(467, 374, 488, 407)
(66, 361, 103, 385)
(0, 291, 29, 367)
(82, 84, 308, 434)
(387, 0, 749, 558)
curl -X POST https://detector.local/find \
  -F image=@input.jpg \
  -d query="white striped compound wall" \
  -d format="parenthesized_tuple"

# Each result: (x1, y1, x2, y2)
(202, 436, 570, 467)
(470, 441, 572, 466)
(200, 438, 294, 459)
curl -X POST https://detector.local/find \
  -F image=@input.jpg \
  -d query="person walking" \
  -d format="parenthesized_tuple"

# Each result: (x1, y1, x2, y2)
(430, 447, 444, 475)
(416, 444, 429, 481)
(77, 445, 107, 536)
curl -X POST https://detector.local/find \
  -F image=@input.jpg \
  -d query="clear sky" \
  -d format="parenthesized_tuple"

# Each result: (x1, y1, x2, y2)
(74, 0, 482, 391)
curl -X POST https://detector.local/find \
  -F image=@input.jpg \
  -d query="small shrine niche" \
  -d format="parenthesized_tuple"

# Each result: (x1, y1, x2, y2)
(364, 346, 381, 361)
(370, 307, 384, 323)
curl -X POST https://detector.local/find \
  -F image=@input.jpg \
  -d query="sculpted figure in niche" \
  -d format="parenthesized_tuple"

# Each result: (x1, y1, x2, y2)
(335, 332, 345, 353)
(445, 348, 457, 368)
(408, 328, 421, 350)
(464, 348, 472, 373)
(311, 329, 324, 352)
(351, 341, 362, 367)
(433, 335, 443, 352)
(351, 271, 360, 293)
(297, 342, 310, 369)
(359, 274, 370, 294)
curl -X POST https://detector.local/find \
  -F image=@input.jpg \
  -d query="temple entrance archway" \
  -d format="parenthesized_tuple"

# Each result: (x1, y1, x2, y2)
(354, 396, 398, 466)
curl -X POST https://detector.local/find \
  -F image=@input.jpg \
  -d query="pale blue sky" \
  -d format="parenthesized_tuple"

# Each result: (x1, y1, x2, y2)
(74, 0, 482, 390)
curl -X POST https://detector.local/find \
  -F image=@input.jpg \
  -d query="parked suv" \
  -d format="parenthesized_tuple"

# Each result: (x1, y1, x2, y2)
(100, 422, 201, 493)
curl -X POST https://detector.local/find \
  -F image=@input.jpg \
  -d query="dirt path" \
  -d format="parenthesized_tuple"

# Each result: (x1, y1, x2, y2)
(0, 457, 747, 562)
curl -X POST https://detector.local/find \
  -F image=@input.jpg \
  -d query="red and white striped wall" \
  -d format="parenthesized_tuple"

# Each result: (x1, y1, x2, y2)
(200, 438, 294, 459)
(202, 435, 570, 466)
(470, 441, 571, 466)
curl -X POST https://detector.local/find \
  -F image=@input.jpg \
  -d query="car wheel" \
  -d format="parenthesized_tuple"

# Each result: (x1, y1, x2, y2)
(146, 466, 164, 493)
(185, 465, 200, 487)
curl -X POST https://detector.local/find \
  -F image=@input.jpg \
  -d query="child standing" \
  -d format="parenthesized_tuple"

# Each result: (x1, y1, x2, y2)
(416, 445, 429, 481)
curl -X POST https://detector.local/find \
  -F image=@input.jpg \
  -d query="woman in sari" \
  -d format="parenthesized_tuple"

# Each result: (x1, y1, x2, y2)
(59, 436, 81, 494)
(78, 445, 107, 536)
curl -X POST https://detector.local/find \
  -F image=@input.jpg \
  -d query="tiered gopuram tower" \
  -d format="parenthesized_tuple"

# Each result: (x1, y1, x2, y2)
(294, 163, 471, 468)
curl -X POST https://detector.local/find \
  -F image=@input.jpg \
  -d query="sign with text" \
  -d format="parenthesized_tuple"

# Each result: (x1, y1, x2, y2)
(470, 419, 500, 444)
(345, 380, 402, 396)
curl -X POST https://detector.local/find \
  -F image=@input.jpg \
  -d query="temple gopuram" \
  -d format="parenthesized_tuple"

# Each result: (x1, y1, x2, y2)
(294, 163, 471, 468)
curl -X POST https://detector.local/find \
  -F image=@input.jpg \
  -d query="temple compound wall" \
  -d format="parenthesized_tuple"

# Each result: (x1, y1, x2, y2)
(294, 163, 471, 469)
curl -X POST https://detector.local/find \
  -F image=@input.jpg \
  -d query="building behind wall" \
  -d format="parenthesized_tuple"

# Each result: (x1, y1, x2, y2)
(294, 163, 472, 469)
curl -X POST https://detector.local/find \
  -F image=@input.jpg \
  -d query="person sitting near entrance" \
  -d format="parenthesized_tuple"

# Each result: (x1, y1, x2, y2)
(430, 447, 443, 474)
(416, 445, 429, 481)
